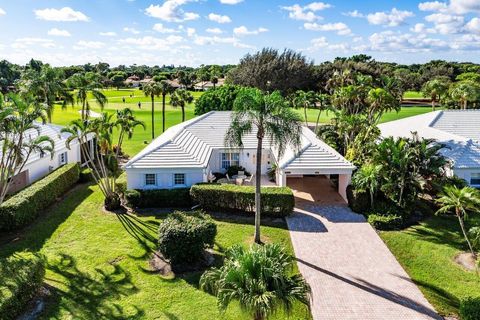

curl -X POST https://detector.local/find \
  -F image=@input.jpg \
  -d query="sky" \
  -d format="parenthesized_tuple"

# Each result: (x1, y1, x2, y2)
(0, 0, 479, 67)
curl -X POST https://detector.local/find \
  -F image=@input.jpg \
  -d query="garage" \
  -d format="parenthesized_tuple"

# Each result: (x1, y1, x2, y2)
(287, 175, 347, 205)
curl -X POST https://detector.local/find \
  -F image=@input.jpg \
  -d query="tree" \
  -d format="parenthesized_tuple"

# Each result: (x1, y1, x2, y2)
(200, 244, 311, 320)
(366, 88, 400, 124)
(225, 88, 302, 243)
(0, 94, 54, 204)
(194, 85, 240, 115)
(436, 185, 480, 259)
(352, 163, 381, 207)
(211, 76, 218, 89)
(228, 48, 316, 95)
(449, 81, 480, 110)
(109, 71, 127, 90)
(114, 108, 145, 160)
(67, 73, 107, 119)
(159, 80, 173, 132)
(170, 89, 193, 122)
(422, 78, 449, 111)
(144, 82, 162, 139)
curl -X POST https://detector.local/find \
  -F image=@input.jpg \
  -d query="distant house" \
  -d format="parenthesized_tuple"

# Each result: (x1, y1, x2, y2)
(124, 111, 355, 201)
(379, 110, 480, 187)
(6, 122, 95, 194)
(165, 79, 182, 89)
(125, 75, 141, 88)
(193, 78, 225, 91)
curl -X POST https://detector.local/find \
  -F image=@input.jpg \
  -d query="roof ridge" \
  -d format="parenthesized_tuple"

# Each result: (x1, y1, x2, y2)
(427, 110, 443, 127)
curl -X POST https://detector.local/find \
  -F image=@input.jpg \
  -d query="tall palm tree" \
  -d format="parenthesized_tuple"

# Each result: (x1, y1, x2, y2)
(160, 80, 173, 132)
(211, 76, 218, 89)
(422, 79, 449, 111)
(143, 82, 162, 139)
(170, 89, 193, 122)
(449, 81, 480, 110)
(225, 88, 302, 243)
(200, 244, 311, 320)
(67, 73, 107, 120)
(366, 88, 400, 124)
(436, 185, 480, 258)
(114, 108, 145, 159)
(352, 163, 381, 207)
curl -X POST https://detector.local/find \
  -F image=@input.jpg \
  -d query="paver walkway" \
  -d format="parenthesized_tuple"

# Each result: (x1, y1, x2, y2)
(287, 204, 440, 320)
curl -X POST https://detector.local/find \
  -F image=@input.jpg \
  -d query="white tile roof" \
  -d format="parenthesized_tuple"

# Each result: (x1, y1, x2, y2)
(378, 110, 480, 169)
(126, 111, 355, 172)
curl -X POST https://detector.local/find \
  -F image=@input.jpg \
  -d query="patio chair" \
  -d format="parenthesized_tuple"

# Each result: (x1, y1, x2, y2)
(244, 174, 254, 185)
(226, 174, 234, 183)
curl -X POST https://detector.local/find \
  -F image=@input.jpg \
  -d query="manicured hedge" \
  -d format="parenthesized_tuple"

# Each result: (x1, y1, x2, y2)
(460, 297, 480, 320)
(367, 214, 403, 231)
(115, 172, 127, 194)
(0, 252, 45, 319)
(0, 163, 80, 231)
(346, 185, 370, 214)
(190, 184, 294, 217)
(79, 167, 94, 183)
(158, 210, 217, 265)
(125, 188, 192, 208)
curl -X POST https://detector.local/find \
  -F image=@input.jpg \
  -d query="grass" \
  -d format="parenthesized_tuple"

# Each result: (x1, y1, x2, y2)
(0, 184, 311, 320)
(380, 214, 480, 317)
(403, 91, 425, 99)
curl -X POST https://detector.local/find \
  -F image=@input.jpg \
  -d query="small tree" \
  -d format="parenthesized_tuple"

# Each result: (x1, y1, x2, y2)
(352, 163, 381, 207)
(200, 244, 311, 320)
(144, 82, 162, 139)
(170, 89, 193, 122)
(68, 73, 107, 120)
(422, 79, 449, 111)
(436, 185, 480, 259)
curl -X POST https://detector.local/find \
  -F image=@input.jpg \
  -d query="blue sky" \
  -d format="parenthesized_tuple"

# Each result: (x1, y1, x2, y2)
(0, 0, 479, 66)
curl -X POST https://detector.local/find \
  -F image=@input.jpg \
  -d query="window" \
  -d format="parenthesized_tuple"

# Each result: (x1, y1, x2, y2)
(471, 173, 480, 186)
(221, 153, 240, 169)
(173, 173, 185, 186)
(59, 152, 67, 165)
(145, 174, 156, 186)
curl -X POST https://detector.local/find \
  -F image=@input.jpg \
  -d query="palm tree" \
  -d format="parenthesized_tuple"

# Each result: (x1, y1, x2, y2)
(352, 163, 381, 207)
(170, 89, 193, 122)
(366, 88, 400, 124)
(436, 185, 480, 258)
(160, 80, 173, 132)
(0, 94, 54, 204)
(225, 88, 302, 243)
(211, 76, 218, 89)
(114, 108, 145, 159)
(67, 73, 107, 120)
(143, 82, 162, 139)
(200, 244, 311, 320)
(449, 81, 480, 110)
(422, 79, 449, 111)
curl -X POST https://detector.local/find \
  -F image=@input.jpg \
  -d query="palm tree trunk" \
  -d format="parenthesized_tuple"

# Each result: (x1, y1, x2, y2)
(304, 107, 308, 127)
(464, 100, 468, 110)
(457, 209, 476, 258)
(162, 93, 166, 132)
(370, 191, 374, 208)
(315, 110, 322, 133)
(181, 105, 185, 122)
(254, 135, 263, 244)
(431, 98, 436, 112)
(151, 95, 155, 140)
(82, 99, 86, 120)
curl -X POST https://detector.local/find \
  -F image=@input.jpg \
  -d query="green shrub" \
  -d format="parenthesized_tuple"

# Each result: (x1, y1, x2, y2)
(194, 85, 240, 115)
(158, 211, 217, 265)
(115, 172, 127, 194)
(460, 297, 480, 320)
(125, 188, 192, 208)
(190, 184, 294, 217)
(468, 227, 480, 251)
(346, 185, 370, 214)
(226, 165, 250, 177)
(79, 167, 94, 183)
(0, 252, 45, 319)
(367, 214, 403, 231)
(0, 163, 80, 231)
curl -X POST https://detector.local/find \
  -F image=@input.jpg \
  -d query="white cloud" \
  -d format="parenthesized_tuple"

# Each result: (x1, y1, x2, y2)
(145, 0, 199, 22)
(465, 17, 480, 33)
(366, 8, 414, 27)
(99, 31, 117, 37)
(368, 30, 449, 52)
(425, 13, 464, 34)
(450, 33, 480, 50)
(153, 23, 178, 33)
(419, 0, 480, 14)
(47, 28, 71, 37)
(12, 38, 55, 49)
(310, 36, 328, 48)
(304, 22, 351, 35)
(119, 35, 184, 51)
(281, 2, 331, 22)
(124, 27, 141, 34)
(219, 0, 243, 4)
(233, 26, 268, 36)
(74, 40, 105, 49)
(410, 23, 436, 33)
(206, 27, 223, 34)
(418, 1, 448, 11)
(0, 8, 5, 16)
(34, 7, 89, 22)
(344, 10, 364, 18)
(187, 27, 196, 37)
(208, 13, 231, 24)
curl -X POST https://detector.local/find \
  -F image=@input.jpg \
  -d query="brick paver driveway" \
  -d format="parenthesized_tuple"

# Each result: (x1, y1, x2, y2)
(287, 204, 440, 320)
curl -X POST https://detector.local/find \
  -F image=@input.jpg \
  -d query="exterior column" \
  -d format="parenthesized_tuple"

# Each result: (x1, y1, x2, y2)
(338, 173, 351, 203)
(278, 170, 287, 187)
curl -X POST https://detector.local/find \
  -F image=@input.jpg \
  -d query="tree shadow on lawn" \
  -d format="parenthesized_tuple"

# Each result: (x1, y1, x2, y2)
(0, 184, 94, 258)
(43, 253, 144, 319)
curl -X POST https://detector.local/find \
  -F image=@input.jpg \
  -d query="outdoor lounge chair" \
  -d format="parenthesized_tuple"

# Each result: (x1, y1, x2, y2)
(244, 174, 254, 184)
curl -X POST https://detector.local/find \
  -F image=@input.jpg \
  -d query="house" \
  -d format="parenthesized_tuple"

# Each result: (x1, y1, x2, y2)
(378, 110, 480, 187)
(125, 75, 141, 88)
(7, 122, 95, 194)
(124, 111, 355, 202)
(193, 78, 225, 91)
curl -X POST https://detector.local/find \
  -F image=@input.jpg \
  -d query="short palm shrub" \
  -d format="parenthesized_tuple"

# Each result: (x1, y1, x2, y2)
(468, 227, 480, 251)
(158, 211, 217, 266)
(367, 214, 403, 230)
(460, 297, 480, 320)
(79, 167, 94, 183)
(0, 252, 45, 319)
(200, 244, 310, 320)
(114, 172, 127, 194)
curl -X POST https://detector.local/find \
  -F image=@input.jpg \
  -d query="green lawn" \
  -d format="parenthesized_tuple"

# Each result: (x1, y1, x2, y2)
(403, 91, 425, 99)
(0, 184, 311, 320)
(380, 215, 480, 317)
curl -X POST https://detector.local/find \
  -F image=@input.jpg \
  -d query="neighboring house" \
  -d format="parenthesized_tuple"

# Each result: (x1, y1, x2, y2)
(125, 75, 140, 88)
(6, 122, 95, 194)
(379, 110, 480, 187)
(125, 111, 355, 201)
(193, 78, 225, 91)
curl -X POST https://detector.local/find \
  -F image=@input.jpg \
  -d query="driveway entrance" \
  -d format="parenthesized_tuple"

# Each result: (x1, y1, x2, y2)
(287, 175, 346, 206)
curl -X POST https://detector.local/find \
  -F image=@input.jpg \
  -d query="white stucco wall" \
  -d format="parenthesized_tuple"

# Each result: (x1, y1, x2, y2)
(126, 167, 205, 190)
(338, 174, 352, 202)
(208, 148, 273, 175)
(452, 168, 480, 187)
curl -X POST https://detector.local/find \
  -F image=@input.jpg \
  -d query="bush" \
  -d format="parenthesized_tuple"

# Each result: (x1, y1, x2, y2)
(0, 163, 80, 231)
(115, 172, 127, 194)
(468, 226, 480, 251)
(346, 185, 370, 214)
(190, 184, 294, 217)
(125, 188, 192, 208)
(0, 252, 45, 319)
(79, 167, 94, 183)
(158, 211, 217, 265)
(226, 165, 250, 177)
(367, 214, 403, 231)
(460, 297, 480, 320)
(194, 85, 240, 115)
